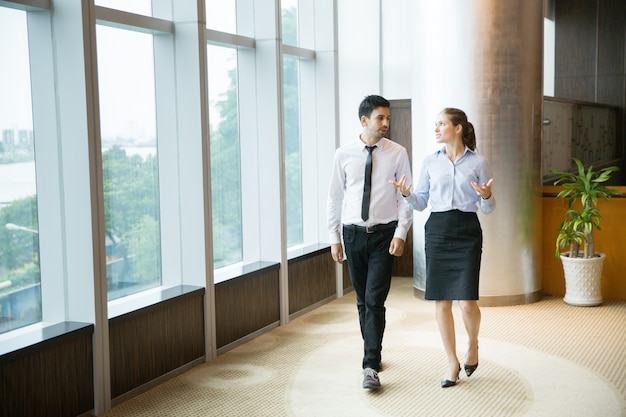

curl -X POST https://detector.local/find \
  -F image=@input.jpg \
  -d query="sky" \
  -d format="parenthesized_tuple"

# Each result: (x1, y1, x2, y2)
(0, 9, 32, 132)
(0, 0, 300, 139)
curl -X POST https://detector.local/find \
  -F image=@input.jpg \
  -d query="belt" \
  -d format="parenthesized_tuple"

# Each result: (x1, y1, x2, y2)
(343, 221, 398, 234)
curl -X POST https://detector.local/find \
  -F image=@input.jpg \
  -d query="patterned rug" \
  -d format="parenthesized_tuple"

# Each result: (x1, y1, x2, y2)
(103, 277, 626, 417)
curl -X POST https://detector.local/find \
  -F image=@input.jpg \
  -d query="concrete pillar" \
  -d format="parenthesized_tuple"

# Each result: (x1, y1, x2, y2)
(411, 0, 544, 305)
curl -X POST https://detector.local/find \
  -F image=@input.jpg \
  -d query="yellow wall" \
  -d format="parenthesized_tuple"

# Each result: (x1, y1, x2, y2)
(542, 186, 626, 300)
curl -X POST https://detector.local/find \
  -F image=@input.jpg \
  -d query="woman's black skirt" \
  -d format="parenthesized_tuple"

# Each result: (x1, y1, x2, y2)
(424, 210, 483, 301)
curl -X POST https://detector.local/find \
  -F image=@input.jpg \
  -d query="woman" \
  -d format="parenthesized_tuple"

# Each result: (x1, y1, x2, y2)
(391, 108, 495, 388)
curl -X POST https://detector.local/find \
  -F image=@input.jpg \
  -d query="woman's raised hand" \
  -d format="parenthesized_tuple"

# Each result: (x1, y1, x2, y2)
(389, 175, 412, 197)
(470, 178, 493, 199)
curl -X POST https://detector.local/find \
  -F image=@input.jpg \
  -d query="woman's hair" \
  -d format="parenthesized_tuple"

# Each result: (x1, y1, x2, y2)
(441, 107, 476, 151)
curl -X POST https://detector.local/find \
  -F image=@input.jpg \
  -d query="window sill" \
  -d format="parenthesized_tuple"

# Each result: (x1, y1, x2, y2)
(287, 243, 330, 262)
(0, 321, 93, 360)
(213, 245, 330, 284)
(214, 261, 279, 284)
(108, 285, 204, 319)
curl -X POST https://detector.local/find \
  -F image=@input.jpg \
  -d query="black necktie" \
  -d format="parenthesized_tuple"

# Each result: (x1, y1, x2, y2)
(361, 145, 376, 221)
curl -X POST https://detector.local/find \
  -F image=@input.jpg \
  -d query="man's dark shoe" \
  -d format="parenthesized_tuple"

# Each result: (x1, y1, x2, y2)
(362, 367, 381, 389)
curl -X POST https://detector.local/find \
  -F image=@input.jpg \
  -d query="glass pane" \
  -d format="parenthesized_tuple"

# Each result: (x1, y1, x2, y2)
(282, 55, 303, 246)
(207, 45, 243, 268)
(0, 8, 42, 334)
(206, 0, 237, 33)
(542, 99, 618, 184)
(95, 0, 152, 16)
(282, 0, 298, 46)
(96, 26, 162, 300)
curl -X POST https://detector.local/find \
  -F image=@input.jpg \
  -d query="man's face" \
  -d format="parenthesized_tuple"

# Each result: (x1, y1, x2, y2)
(362, 107, 391, 140)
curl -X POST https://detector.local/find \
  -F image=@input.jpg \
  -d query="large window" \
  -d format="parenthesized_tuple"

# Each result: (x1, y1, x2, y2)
(282, 0, 299, 46)
(0, 7, 41, 334)
(207, 45, 243, 268)
(0, 0, 336, 357)
(0, 0, 332, 332)
(96, 25, 162, 300)
(282, 54, 303, 246)
(95, 0, 152, 16)
(206, 0, 236, 33)
(282, 2, 307, 248)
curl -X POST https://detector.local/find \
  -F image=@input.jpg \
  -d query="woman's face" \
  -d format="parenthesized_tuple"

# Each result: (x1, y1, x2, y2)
(434, 113, 461, 144)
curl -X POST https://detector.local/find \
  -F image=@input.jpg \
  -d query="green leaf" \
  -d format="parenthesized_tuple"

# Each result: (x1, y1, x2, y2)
(552, 158, 619, 259)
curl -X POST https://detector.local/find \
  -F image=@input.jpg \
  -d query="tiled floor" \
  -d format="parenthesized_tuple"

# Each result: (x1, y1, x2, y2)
(103, 277, 626, 417)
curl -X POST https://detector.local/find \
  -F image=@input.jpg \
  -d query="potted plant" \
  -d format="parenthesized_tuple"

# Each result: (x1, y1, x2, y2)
(551, 158, 620, 306)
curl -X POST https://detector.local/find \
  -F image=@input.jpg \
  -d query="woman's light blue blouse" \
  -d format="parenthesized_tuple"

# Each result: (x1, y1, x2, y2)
(404, 147, 495, 214)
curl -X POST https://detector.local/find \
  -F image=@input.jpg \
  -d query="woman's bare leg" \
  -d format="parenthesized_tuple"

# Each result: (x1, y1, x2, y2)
(459, 300, 481, 366)
(435, 300, 459, 381)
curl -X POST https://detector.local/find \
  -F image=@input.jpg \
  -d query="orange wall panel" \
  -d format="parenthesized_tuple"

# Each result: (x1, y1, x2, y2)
(542, 186, 626, 300)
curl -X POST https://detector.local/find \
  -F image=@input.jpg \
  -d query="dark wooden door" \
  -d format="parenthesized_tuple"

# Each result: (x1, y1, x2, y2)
(343, 99, 414, 288)
(388, 99, 413, 277)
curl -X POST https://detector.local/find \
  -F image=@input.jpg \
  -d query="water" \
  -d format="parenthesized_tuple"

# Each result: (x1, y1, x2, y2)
(0, 147, 156, 210)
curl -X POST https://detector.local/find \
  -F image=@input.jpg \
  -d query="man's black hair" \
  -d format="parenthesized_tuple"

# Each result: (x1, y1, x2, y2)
(358, 95, 390, 120)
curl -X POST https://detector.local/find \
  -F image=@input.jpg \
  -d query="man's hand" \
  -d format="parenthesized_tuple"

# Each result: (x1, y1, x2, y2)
(331, 243, 344, 263)
(388, 237, 405, 257)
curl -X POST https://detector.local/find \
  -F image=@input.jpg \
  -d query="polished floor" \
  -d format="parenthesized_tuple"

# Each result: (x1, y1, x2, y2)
(103, 277, 626, 417)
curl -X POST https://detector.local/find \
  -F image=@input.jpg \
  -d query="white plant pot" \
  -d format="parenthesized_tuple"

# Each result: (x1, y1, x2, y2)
(559, 252, 605, 306)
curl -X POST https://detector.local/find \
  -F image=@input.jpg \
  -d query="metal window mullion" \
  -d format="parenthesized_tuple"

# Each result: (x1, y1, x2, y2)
(95, 5, 173, 35)
(0, 0, 49, 11)
(282, 44, 315, 60)
(205, 28, 255, 49)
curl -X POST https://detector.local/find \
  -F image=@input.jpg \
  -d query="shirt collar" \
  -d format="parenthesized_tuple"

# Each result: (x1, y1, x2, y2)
(358, 137, 387, 150)
(436, 145, 474, 156)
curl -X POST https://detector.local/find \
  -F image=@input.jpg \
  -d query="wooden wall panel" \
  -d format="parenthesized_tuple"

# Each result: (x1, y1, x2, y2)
(389, 99, 414, 278)
(109, 287, 205, 398)
(554, 0, 626, 105)
(336, 100, 414, 292)
(597, 0, 625, 108)
(215, 265, 280, 348)
(598, 0, 625, 77)
(0, 323, 94, 417)
(554, 76, 596, 103)
(288, 248, 335, 314)
(554, 0, 626, 175)
(554, 0, 597, 100)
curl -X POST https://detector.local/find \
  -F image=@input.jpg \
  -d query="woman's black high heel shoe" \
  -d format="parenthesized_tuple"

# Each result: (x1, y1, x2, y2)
(465, 346, 479, 377)
(464, 362, 478, 377)
(441, 366, 461, 388)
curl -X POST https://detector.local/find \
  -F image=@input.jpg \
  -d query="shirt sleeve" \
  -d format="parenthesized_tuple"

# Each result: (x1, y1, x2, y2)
(393, 148, 413, 240)
(326, 151, 345, 244)
(479, 195, 496, 214)
(404, 159, 429, 211)
(477, 158, 496, 214)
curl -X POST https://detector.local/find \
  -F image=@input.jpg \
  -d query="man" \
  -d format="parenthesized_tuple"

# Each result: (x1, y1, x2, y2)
(327, 95, 413, 390)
